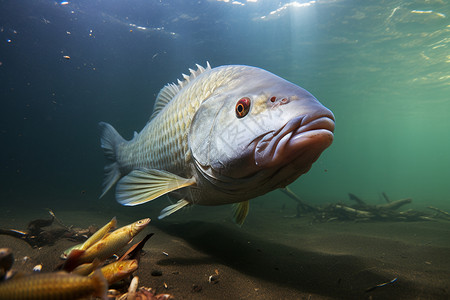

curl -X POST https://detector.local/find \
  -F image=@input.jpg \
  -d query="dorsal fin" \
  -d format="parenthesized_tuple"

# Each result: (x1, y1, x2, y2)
(150, 83, 180, 120)
(149, 62, 212, 121)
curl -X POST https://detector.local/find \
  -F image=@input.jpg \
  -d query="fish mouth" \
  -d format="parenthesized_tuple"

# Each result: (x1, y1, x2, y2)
(254, 114, 335, 169)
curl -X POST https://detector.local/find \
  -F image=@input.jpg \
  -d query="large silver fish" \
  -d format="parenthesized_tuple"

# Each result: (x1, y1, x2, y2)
(99, 63, 335, 224)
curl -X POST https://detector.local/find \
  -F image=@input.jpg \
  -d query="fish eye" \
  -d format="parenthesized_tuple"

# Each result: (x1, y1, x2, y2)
(235, 97, 251, 118)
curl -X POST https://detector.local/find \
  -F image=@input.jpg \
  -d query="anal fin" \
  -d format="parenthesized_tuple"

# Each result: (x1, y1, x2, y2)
(116, 169, 196, 206)
(233, 200, 250, 226)
(158, 199, 190, 219)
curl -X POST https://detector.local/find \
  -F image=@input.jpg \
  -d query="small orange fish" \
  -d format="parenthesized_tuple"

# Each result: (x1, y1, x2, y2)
(61, 217, 117, 260)
(97, 259, 138, 284)
(0, 269, 107, 300)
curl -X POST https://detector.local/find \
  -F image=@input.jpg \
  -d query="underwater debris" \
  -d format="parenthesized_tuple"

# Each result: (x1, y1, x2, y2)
(47, 209, 71, 230)
(151, 270, 162, 276)
(114, 276, 172, 300)
(191, 284, 202, 293)
(427, 206, 450, 220)
(281, 186, 317, 217)
(118, 287, 172, 299)
(127, 275, 139, 298)
(311, 193, 429, 222)
(381, 192, 390, 203)
(284, 190, 447, 222)
(27, 215, 54, 235)
(365, 276, 398, 293)
(0, 210, 97, 248)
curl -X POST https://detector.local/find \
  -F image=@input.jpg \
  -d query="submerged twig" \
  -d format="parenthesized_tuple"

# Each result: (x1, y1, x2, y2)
(427, 206, 450, 220)
(335, 205, 373, 217)
(47, 209, 71, 230)
(376, 198, 412, 210)
(348, 193, 366, 206)
(382, 192, 391, 203)
(365, 277, 398, 292)
(281, 187, 317, 217)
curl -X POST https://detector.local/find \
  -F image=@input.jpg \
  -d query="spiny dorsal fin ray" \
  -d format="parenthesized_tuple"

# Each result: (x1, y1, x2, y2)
(150, 83, 180, 120)
(149, 62, 212, 121)
(116, 169, 196, 206)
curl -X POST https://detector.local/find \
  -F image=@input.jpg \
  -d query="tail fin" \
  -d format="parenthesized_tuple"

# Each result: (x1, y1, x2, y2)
(99, 122, 126, 198)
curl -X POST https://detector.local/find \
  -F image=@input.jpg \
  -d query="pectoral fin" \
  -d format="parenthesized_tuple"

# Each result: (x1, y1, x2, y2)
(116, 169, 196, 206)
(233, 200, 250, 226)
(158, 199, 190, 219)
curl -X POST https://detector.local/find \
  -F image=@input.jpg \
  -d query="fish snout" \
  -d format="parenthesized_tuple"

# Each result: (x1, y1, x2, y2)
(297, 107, 335, 135)
(254, 107, 335, 169)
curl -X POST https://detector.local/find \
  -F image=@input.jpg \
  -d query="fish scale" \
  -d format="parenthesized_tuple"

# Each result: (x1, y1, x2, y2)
(0, 270, 107, 300)
(117, 64, 237, 176)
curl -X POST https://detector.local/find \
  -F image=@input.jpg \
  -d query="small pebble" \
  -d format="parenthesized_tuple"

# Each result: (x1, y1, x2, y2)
(191, 284, 202, 293)
(33, 264, 42, 272)
(208, 274, 219, 284)
(151, 269, 163, 276)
